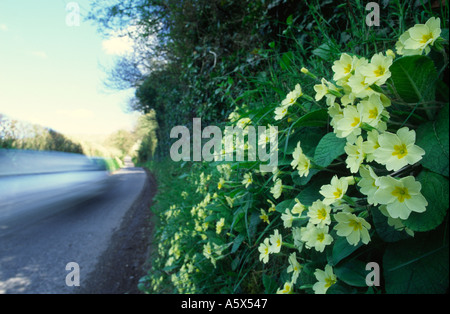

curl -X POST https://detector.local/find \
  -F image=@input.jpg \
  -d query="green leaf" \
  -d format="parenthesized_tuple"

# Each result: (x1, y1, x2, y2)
(291, 109, 328, 128)
(296, 175, 329, 206)
(388, 55, 437, 103)
(312, 43, 334, 61)
(416, 103, 449, 177)
(231, 234, 245, 254)
(334, 259, 369, 287)
(383, 227, 449, 294)
(275, 199, 295, 213)
(403, 170, 449, 232)
(262, 274, 278, 294)
(313, 132, 346, 168)
(328, 234, 363, 266)
(372, 206, 412, 242)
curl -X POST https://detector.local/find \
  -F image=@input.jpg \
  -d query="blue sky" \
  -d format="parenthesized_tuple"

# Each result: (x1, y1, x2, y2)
(0, 0, 139, 135)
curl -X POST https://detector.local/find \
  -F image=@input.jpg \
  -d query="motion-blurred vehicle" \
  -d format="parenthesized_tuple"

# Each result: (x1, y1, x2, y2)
(0, 149, 111, 230)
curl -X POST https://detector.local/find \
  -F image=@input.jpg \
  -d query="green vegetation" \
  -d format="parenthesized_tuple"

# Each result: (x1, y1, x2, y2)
(89, 1, 449, 294)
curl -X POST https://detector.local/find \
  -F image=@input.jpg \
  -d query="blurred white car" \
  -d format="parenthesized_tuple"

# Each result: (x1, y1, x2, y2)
(0, 149, 111, 230)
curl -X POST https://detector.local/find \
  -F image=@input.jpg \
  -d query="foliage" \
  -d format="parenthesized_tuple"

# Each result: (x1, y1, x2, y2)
(0, 114, 83, 154)
(90, 0, 450, 294)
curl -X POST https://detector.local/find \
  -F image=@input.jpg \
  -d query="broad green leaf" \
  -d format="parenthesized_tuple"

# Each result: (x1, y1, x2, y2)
(372, 206, 412, 242)
(291, 109, 328, 129)
(388, 55, 437, 103)
(403, 170, 449, 232)
(383, 227, 449, 294)
(275, 199, 295, 213)
(328, 234, 363, 266)
(262, 275, 278, 294)
(313, 132, 346, 168)
(416, 103, 449, 177)
(231, 233, 245, 254)
(312, 43, 334, 61)
(334, 259, 369, 287)
(296, 176, 329, 206)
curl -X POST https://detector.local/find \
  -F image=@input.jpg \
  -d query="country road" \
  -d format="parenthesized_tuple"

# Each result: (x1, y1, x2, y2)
(0, 161, 153, 294)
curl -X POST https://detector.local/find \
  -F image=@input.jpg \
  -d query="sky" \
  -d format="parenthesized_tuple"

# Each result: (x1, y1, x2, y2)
(0, 0, 140, 136)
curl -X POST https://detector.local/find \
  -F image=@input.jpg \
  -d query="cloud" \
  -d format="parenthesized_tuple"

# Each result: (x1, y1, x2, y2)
(30, 51, 48, 59)
(0, 24, 7, 31)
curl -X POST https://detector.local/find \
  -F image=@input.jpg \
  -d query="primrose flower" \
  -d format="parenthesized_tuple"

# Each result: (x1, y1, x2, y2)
(267, 199, 276, 212)
(307, 200, 332, 226)
(319, 175, 349, 205)
(347, 73, 374, 99)
(291, 141, 311, 177)
(360, 93, 389, 129)
(269, 229, 283, 253)
(397, 17, 441, 56)
(344, 135, 365, 173)
(281, 83, 303, 107)
(303, 224, 333, 252)
(373, 127, 425, 171)
(362, 129, 381, 162)
(242, 172, 253, 188)
(334, 212, 371, 246)
(332, 53, 355, 82)
(281, 208, 295, 228)
(216, 218, 225, 234)
(314, 78, 340, 105)
(259, 209, 270, 224)
(374, 175, 428, 220)
(218, 177, 225, 189)
(379, 205, 414, 237)
(258, 238, 271, 264)
(292, 198, 306, 215)
(334, 105, 362, 139)
(271, 178, 283, 199)
(313, 265, 337, 294)
(359, 52, 393, 86)
(276, 282, 294, 294)
(357, 165, 380, 205)
(287, 252, 302, 284)
(274, 105, 289, 120)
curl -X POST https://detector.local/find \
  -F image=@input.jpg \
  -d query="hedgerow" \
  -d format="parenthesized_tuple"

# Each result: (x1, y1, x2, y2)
(138, 12, 449, 294)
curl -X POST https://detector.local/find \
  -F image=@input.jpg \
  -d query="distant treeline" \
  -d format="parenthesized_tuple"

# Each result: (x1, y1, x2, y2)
(0, 114, 84, 154)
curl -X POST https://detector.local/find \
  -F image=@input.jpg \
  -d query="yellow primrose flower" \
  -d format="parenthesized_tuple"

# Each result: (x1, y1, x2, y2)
(373, 127, 425, 171)
(242, 172, 253, 188)
(362, 129, 381, 162)
(347, 73, 374, 99)
(319, 175, 349, 205)
(281, 83, 303, 107)
(291, 141, 311, 177)
(344, 135, 365, 173)
(258, 238, 271, 264)
(403, 17, 441, 55)
(292, 198, 306, 215)
(269, 229, 283, 253)
(260, 209, 270, 224)
(287, 252, 302, 284)
(374, 175, 428, 220)
(270, 178, 283, 199)
(332, 53, 355, 82)
(274, 105, 289, 120)
(334, 212, 371, 246)
(314, 78, 340, 106)
(313, 265, 337, 294)
(303, 225, 333, 252)
(359, 52, 393, 86)
(357, 165, 380, 205)
(276, 281, 294, 294)
(216, 218, 225, 234)
(203, 242, 212, 259)
(267, 199, 276, 212)
(218, 177, 225, 189)
(281, 208, 295, 228)
(360, 93, 389, 129)
(334, 105, 362, 139)
(307, 199, 332, 226)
